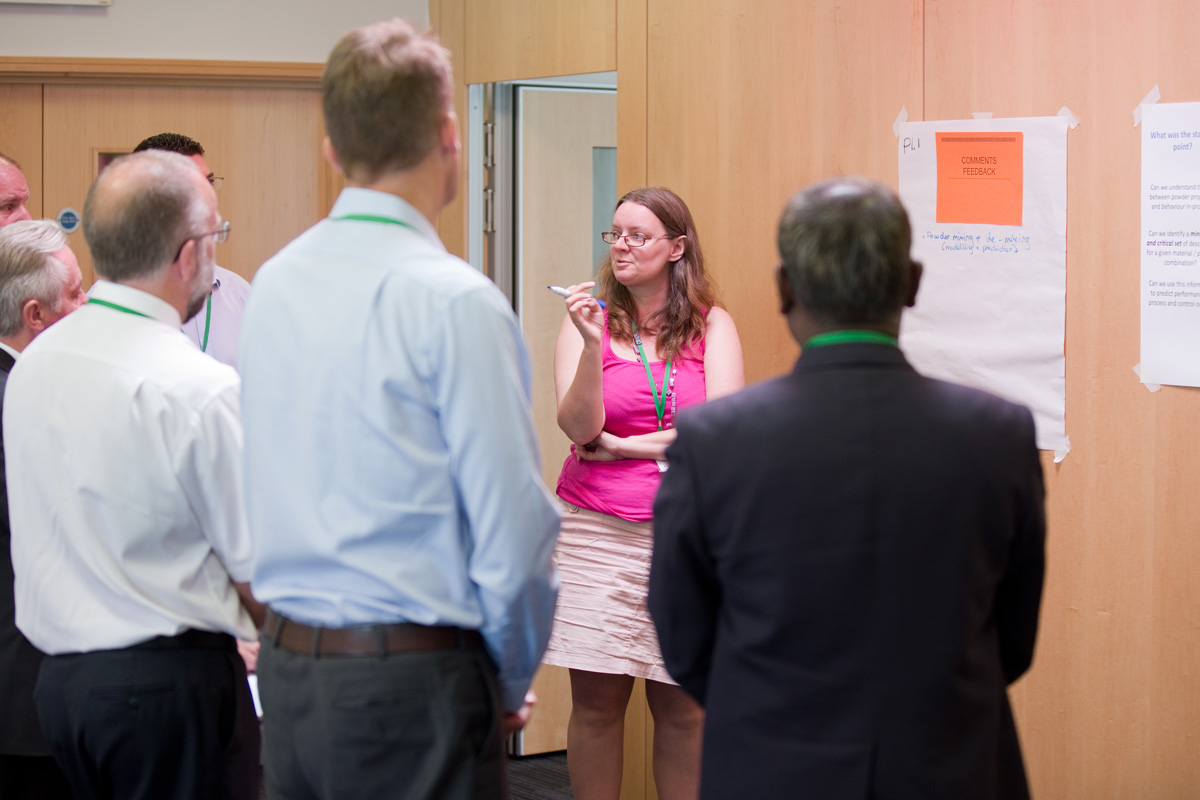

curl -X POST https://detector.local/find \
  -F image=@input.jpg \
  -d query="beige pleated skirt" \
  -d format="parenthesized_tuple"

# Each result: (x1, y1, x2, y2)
(541, 501, 675, 684)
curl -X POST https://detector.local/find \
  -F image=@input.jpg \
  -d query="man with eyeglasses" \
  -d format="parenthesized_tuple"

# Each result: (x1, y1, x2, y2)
(3, 150, 263, 800)
(133, 133, 251, 372)
(133, 135, 261, 683)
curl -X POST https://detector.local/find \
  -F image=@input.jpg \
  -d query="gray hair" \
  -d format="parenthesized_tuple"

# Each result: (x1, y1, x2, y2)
(0, 220, 69, 337)
(777, 178, 914, 326)
(83, 150, 208, 282)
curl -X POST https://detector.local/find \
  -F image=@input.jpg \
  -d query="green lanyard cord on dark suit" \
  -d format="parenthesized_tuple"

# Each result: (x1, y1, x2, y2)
(804, 330, 898, 348)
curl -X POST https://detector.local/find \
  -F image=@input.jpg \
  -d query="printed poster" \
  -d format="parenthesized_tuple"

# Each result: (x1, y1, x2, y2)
(1140, 102, 1200, 387)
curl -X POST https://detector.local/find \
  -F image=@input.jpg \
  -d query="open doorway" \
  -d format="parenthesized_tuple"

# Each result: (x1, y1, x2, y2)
(467, 72, 616, 757)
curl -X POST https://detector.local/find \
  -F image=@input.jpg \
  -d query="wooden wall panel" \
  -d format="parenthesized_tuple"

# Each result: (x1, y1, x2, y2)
(619, 680, 655, 800)
(926, 1, 1200, 797)
(615, 0, 647, 193)
(431, 0, 469, 260)
(463, 0, 616, 85)
(645, 0, 923, 383)
(0, 85, 44, 219)
(40, 84, 325, 288)
(520, 664, 573, 754)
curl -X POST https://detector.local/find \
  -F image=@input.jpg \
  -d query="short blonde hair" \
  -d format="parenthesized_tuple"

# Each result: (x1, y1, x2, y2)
(322, 18, 454, 182)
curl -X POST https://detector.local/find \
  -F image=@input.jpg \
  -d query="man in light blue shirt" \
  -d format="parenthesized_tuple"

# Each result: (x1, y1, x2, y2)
(239, 18, 561, 800)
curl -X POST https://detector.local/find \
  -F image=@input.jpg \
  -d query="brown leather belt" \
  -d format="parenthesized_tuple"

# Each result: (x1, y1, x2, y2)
(262, 608, 483, 657)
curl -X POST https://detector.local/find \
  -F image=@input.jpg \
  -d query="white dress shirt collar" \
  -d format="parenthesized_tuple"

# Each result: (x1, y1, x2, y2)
(0, 340, 20, 362)
(328, 188, 446, 252)
(89, 280, 182, 328)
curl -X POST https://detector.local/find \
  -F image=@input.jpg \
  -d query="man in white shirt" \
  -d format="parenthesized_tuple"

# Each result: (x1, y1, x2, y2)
(3, 151, 263, 800)
(0, 220, 85, 799)
(133, 132, 252, 372)
(241, 18, 560, 800)
(132, 132, 259, 674)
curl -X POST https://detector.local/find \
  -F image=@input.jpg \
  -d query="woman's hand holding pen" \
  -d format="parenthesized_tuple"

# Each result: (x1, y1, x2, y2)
(563, 281, 604, 345)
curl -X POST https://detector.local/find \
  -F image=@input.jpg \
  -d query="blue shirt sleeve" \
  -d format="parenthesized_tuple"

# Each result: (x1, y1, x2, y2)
(433, 284, 561, 712)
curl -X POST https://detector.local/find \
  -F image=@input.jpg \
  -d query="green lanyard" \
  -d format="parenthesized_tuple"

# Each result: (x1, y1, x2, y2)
(332, 213, 419, 232)
(632, 322, 672, 430)
(93, 291, 208, 349)
(92, 296, 205, 350)
(199, 293, 212, 352)
(88, 298, 151, 319)
(804, 330, 898, 348)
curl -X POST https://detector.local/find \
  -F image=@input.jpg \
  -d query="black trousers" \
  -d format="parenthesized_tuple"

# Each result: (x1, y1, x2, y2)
(258, 636, 506, 800)
(0, 753, 74, 800)
(34, 632, 260, 800)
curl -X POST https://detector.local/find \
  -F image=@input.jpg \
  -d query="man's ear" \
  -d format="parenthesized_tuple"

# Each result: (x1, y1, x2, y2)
(905, 260, 923, 308)
(21, 297, 47, 333)
(776, 264, 795, 315)
(175, 237, 200, 285)
(321, 136, 345, 177)
(439, 111, 461, 157)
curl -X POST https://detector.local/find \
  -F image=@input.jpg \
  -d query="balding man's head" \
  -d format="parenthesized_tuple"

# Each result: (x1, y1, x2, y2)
(777, 178, 918, 328)
(83, 150, 214, 283)
(0, 153, 33, 228)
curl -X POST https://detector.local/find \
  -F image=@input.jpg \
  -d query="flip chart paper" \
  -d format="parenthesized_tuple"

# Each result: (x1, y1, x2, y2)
(898, 116, 1067, 453)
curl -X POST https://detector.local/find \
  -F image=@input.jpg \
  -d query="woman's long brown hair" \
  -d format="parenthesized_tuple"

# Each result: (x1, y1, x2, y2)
(596, 186, 721, 362)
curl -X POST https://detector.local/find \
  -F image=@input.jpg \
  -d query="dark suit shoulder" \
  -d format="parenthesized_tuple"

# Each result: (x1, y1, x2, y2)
(673, 374, 791, 432)
(913, 374, 1037, 443)
(678, 364, 1032, 430)
(668, 359, 1038, 479)
(922, 370, 1033, 410)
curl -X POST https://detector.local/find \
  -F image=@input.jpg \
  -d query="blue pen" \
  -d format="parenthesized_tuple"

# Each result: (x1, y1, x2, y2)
(548, 285, 606, 309)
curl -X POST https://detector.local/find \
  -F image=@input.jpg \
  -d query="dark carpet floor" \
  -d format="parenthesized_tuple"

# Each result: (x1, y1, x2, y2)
(508, 751, 573, 800)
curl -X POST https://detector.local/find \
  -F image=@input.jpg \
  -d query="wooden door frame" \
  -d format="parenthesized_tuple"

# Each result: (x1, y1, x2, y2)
(0, 57, 341, 220)
(0, 57, 322, 87)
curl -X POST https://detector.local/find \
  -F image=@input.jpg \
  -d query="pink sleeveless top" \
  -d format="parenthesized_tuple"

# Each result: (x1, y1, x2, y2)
(556, 318, 707, 521)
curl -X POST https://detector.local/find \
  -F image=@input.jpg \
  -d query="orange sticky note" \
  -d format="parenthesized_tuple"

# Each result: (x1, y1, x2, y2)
(936, 132, 1023, 226)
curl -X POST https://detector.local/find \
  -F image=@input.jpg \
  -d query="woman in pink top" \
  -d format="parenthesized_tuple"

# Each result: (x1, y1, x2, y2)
(543, 187, 744, 800)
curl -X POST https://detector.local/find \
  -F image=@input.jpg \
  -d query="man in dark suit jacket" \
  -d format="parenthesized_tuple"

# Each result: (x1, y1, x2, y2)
(0, 219, 85, 799)
(648, 178, 1046, 800)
